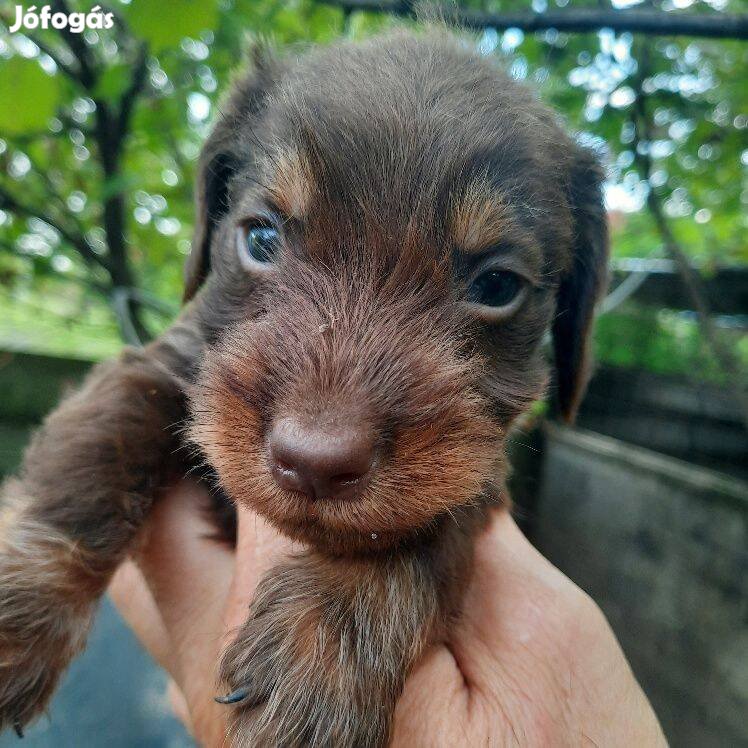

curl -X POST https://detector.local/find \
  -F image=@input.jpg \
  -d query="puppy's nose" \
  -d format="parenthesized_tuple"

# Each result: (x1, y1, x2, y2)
(268, 417, 375, 501)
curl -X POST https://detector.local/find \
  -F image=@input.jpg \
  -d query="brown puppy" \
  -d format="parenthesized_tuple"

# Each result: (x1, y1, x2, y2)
(0, 30, 608, 746)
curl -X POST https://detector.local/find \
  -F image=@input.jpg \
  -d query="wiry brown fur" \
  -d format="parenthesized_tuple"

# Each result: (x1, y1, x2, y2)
(0, 29, 608, 745)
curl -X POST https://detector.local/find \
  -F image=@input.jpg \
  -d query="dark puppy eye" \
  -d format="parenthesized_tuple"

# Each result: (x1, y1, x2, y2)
(238, 221, 280, 268)
(468, 270, 525, 311)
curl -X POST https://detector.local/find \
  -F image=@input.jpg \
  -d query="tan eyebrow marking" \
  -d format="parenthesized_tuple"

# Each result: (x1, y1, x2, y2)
(449, 180, 511, 253)
(263, 148, 315, 218)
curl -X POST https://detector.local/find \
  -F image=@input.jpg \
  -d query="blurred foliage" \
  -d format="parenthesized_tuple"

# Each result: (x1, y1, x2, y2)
(0, 0, 745, 378)
(595, 303, 748, 384)
(0, 283, 125, 359)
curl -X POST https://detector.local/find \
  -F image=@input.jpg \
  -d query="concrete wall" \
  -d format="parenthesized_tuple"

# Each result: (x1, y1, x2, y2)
(533, 425, 748, 747)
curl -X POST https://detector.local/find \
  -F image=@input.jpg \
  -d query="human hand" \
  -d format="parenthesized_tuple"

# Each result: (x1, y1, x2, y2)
(109, 481, 666, 747)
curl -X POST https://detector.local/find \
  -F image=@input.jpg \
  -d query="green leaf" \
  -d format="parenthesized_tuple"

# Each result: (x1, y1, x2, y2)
(0, 57, 59, 135)
(126, 0, 219, 52)
(99, 173, 139, 201)
(92, 63, 132, 103)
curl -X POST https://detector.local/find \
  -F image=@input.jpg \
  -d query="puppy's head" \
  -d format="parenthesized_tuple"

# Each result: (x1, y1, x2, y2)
(188, 32, 608, 553)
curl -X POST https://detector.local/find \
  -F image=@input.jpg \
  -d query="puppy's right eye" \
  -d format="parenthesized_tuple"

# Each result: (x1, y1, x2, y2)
(237, 221, 280, 269)
(465, 268, 528, 321)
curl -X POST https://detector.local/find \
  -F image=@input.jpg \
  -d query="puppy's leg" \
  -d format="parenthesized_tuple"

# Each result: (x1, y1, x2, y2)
(0, 345, 188, 733)
(219, 511, 484, 748)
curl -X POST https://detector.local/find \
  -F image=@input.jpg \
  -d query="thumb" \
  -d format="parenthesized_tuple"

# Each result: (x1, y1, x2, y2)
(223, 503, 301, 632)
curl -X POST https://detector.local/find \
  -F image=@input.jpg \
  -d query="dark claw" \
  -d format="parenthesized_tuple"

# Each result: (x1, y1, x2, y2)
(215, 687, 250, 705)
(13, 720, 24, 738)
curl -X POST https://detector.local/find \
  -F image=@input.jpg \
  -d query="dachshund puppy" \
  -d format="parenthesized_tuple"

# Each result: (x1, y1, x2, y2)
(0, 30, 607, 746)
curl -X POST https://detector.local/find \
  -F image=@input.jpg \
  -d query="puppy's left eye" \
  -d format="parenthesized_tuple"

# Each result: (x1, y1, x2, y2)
(467, 270, 526, 311)
(238, 222, 280, 268)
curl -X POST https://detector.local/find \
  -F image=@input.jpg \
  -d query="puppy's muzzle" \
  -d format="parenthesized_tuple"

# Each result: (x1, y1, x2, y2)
(267, 416, 376, 502)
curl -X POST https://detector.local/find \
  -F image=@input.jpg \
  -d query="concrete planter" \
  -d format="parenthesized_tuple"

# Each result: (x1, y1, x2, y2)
(533, 424, 748, 747)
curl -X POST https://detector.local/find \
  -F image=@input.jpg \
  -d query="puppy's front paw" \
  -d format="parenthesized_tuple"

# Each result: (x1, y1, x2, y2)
(0, 640, 68, 736)
(218, 560, 406, 748)
(0, 593, 91, 736)
(0, 519, 96, 735)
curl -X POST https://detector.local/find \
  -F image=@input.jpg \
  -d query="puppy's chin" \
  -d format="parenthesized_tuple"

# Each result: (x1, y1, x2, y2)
(216, 473, 501, 555)
(197, 448, 503, 555)
(241, 495, 433, 555)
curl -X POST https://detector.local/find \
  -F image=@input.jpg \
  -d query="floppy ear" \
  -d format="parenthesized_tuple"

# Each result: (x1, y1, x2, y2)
(552, 146, 610, 423)
(183, 47, 279, 302)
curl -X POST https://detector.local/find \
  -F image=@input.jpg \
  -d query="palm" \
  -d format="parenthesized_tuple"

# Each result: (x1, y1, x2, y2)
(110, 483, 664, 747)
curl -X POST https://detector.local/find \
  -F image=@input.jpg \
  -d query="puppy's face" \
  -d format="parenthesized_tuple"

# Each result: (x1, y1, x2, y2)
(188, 33, 608, 553)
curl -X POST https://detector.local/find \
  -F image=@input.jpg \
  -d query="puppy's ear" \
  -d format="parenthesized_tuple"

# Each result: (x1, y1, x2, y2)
(183, 47, 279, 302)
(551, 146, 609, 422)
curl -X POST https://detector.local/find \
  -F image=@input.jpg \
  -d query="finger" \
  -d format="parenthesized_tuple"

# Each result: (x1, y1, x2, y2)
(224, 503, 300, 631)
(470, 509, 576, 631)
(108, 558, 174, 673)
(451, 509, 585, 684)
(135, 481, 234, 665)
(393, 646, 470, 748)
(166, 679, 194, 737)
(132, 481, 234, 708)
(392, 515, 539, 747)
(132, 480, 236, 745)
(456, 514, 667, 746)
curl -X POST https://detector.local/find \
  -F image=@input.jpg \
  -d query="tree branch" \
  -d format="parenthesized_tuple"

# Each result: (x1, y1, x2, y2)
(17, 147, 76, 220)
(116, 43, 149, 144)
(50, 0, 97, 88)
(318, 0, 748, 40)
(0, 128, 70, 146)
(88, 42, 152, 342)
(2, 3, 153, 343)
(22, 33, 82, 84)
(0, 11, 78, 84)
(0, 1, 98, 89)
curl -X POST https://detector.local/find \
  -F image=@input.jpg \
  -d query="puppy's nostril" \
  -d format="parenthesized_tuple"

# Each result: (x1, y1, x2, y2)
(268, 416, 375, 501)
